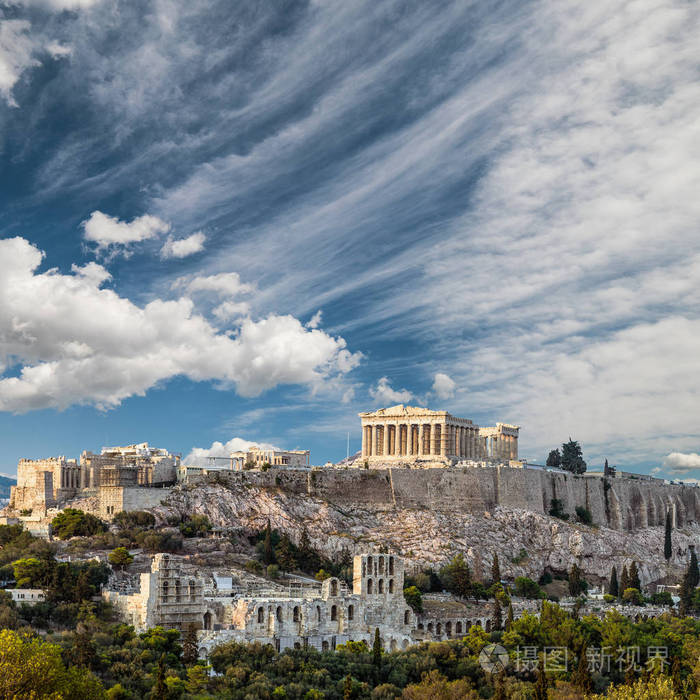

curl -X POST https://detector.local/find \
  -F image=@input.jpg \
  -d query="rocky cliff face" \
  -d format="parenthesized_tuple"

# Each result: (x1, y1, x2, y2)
(155, 479, 699, 588)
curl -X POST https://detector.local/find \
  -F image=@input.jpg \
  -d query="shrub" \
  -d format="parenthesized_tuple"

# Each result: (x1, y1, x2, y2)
(548, 499, 569, 520)
(575, 506, 593, 525)
(604, 593, 615, 603)
(650, 591, 673, 606)
(51, 509, 106, 539)
(403, 586, 423, 613)
(113, 511, 156, 530)
(108, 547, 134, 570)
(622, 587, 643, 605)
(178, 514, 212, 538)
(266, 564, 279, 579)
(513, 577, 544, 599)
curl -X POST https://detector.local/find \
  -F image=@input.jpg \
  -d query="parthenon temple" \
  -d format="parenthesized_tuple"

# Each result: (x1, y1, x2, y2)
(358, 405, 519, 464)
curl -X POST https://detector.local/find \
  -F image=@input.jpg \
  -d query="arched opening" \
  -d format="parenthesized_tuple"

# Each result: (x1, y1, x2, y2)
(485, 620, 491, 632)
(330, 580, 338, 597)
(475, 620, 481, 627)
(389, 556, 394, 575)
(378, 579, 384, 594)
(445, 621, 452, 637)
(175, 580, 181, 602)
(367, 555, 373, 571)
(203, 611, 212, 630)
(427, 622, 433, 633)
(189, 580, 196, 601)
(162, 581, 169, 600)
(348, 605, 354, 620)
(379, 556, 384, 574)
(388, 579, 394, 594)
(436, 623, 442, 635)
(390, 639, 398, 651)
(367, 578, 373, 594)
(404, 610, 410, 625)
(316, 605, 321, 622)
(294, 642, 301, 650)
(331, 605, 337, 621)
(322, 640, 329, 651)
(402, 639, 409, 650)
(293, 606, 300, 622)
(276, 606, 283, 622)
(257, 607, 264, 623)
(455, 621, 462, 634)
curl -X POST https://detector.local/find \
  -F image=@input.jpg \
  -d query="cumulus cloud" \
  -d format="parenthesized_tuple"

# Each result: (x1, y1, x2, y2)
(369, 377, 413, 406)
(662, 452, 700, 475)
(160, 231, 205, 259)
(432, 372, 456, 400)
(0, 237, 362, 411)
(184, 437, 278, 466)
(82, 211, 170, 254)
(178, 272, 253, 298)
(0, 19, 39, 107)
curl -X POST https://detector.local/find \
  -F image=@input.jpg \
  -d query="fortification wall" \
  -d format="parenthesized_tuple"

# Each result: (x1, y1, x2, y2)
(192, 466, 699, 533)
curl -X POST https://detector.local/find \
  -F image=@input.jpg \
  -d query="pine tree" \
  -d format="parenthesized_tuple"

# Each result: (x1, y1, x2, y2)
(546, 449, 561, 468)
(74, 570, 92, 602)
(628, 561, 641, 591)
(492, 596, 503, 632)
(568, 563, 583, 596)
(664, 511, 673, 561)
(619, 564, 629, 596)
(560, 438, 587, 475)
(262, 519, 275, 565)
(372, 628, 382, 669)
(491, 553, 501, 584)
(533, 656, 549, 700)
(182, 624, 198, 666)
(506, 602, 514, 631)
(609, 566, 619, 597)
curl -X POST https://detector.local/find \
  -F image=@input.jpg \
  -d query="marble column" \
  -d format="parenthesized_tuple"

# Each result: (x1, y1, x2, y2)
(383, 423, 389, 457)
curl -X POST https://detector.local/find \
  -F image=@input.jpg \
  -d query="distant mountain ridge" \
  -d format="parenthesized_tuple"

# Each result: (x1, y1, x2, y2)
(0, 474, 16, 500)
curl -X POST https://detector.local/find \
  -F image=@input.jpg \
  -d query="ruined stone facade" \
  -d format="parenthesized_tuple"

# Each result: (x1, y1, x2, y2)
(10, 456, 80, 512)
(229, 446, 310, 470)
(359, 405, 519, 464)
(81, 442, 179, 488)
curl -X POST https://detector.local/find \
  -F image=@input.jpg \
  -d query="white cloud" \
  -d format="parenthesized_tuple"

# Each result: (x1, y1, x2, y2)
(0, 237, 362, 411)
(82, 210, 170, 253)
(432, 372, 456, 400)
(307, 310, 323, 329)
(179, 272, 253, 298)
(0, 19, 39, 107)
(369, 377, 413, 406)
(160, 231, 205, 259)
(184, 437, 278, 467)
(15, 0, 101, 7)
(212, 300, 250, 323)
(662, 452, 700, 474)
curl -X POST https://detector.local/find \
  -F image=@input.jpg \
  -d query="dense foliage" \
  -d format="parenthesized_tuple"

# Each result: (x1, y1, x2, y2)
(51, 508, 107, 539)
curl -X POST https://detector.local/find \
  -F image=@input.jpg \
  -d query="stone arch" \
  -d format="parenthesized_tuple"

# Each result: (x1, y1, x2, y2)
(189, 579, 196, 601)
(348, 604, 354, 620)
(198, 647, 207, 658)
(389, 579, 394, 594)
(389, 556, 394, 575)
(276, 606, 283, 622)
(322, 640, 329, 651)
(175, 580, 181, 602)
(455, 621, 462, 634)
(390, 639, 398, 651)
(293, 606, 300, 622)
(294, 642, 301, 650)
(379, 556, 385, 574)
(404, 610, 410, 625)
(257, 606, 264, 623)
(367, 578, 373, 594)
(402, 639, 409, 650)
(417, 622, 424, 631)
(162, 580, 169, 600)
(427, 622, 433, 633)
(330, 579, 338, 597)
(203, 611, 212, 630)
(378, 579, 384, 594)
(485, 619, 491, 632)
(331, 604, 337, 621)
(316, 605, 321, 622)
(445, 621, 452, 637)
(436, 622, 441, 635)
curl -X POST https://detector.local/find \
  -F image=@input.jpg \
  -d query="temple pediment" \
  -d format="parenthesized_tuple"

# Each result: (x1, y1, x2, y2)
(358, 405, 447, 418)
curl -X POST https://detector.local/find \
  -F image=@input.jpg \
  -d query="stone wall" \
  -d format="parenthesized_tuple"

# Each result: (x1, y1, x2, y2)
(99, 486, 173, 519)
(188, 466, 700, 532)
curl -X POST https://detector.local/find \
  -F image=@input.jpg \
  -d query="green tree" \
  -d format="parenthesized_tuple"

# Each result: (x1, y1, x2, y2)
(108, 547, 134, 570)
(491, 596, 503, 632)
(569, 563, 584, 596)
(664, 511, 673, 561)
(51, 509, 106, 539)
(12, 557, 51, 588)
(533, 656, 548, 700)
(506, 602, 514, 631)
(622, 588, 643, 605)
(491, 553, 501, 584)
(403, 586, 423, 613)
(609, 566, 619, 597)
(546, 449, 561, 468)
(513, 576, 543, 599)
(438, 554, 471, 598)
(628, 561, 641, 592)
(560, 438, 587, 474)
(372, 628, 381, 670)
(688, 549, 699, 589)
(619, 564, 629, 596)
(149, 654, 168, 700)
(181, 624, 198, 665)
(275, 534, 297, 572)
(262, 519, 276, 566)
(572, 644, 593, 692)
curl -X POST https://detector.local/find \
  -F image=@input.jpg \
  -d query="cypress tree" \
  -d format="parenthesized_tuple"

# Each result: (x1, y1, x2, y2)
(149, 655, 168, 700)
(688, 550, 699, 589)
(506, 602, 514, 631)
(572, 644, 593, 692)
(491, 553, 501, 584)
(533, 656, 548, 700)
(263, 519, 275, 565)
(628, 561, 641, 591)
(620, 564, 629, 596)
(664, 511, 673, 561)
(372, 627, 382, 669)
(492, 596, 503, 632)
(679, 572, 692, 616)
(609, 566, 619, 597)
(568, 563, 583, 596)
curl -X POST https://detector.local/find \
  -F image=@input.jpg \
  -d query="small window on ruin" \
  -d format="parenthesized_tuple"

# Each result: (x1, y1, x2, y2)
(378, 579, 384, 594)
(446, 621, 452, 636)
(417, 623, 424, 631)
(389, 556, 394, 575)
(293, 606, 300, 622)
(175, 580, 181, 602)
(316, 605, 321, 622)
(456, 621, 462, 634)
(367, 555, 372, 570)
(276, 606, 283, 622)
(367, 578, 373, 594)
(378, 556, 384, 574)
(427, 622, 433, 632)
(331, 605, 337, 621)
(162, 581, 169, 600)
(388, 579, 394, 594)
(404, 610, 410, 625)
(436, 623, 442, 635)
(330, 580, 338, 597)
(322, 640, 329, 651)
(348, 605, 354, 620)
(189, 580, 196, 601)
(257, 607, 264, 623)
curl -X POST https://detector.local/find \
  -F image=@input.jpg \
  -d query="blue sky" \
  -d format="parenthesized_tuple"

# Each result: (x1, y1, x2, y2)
(1, 0, 699, 478)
